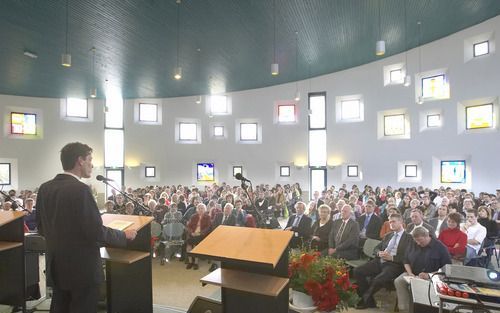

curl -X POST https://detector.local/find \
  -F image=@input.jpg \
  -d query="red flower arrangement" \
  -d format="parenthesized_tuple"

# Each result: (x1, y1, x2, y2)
(289, 249, 359, 312)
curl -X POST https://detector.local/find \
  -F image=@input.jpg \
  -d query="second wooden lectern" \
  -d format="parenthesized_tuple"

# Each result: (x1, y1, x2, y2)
(101, 214, 154, 313)
(189, 226, 293, 313)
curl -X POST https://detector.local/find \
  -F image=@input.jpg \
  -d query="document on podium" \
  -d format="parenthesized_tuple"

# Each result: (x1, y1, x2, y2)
(106, 220, 134, 231)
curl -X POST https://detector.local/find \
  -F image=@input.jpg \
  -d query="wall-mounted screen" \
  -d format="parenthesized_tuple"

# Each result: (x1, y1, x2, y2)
(440, 160, 466, 183)
(197, 163, 214, 182)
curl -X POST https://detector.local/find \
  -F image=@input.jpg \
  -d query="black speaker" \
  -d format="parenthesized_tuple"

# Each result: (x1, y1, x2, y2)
(187, 296, 222, 313)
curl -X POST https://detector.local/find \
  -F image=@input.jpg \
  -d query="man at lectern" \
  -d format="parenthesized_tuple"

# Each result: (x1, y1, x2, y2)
(36, 142, 138, 313)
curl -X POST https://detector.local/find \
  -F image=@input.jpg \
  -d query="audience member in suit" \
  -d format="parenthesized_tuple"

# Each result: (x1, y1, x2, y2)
(438, 212, 467, 259)
(353, 213, 412, 309)
(394, 227, 451, 312)
(213, 203, 236, 228)
(310, 204, 334, 253)
(429, 205, 449, 237)
(406, 209, 436, 236)
(36, 142, 137, 313)
(357, 199, 383, 243)
(327, 204, 360, 260)
(285, 201, 312, 248)
(379, 207, 403, 238)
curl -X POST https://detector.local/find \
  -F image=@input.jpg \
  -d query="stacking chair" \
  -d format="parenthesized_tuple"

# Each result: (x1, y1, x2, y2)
(160, 222, 185, 264)
(345, 238, 381, 268)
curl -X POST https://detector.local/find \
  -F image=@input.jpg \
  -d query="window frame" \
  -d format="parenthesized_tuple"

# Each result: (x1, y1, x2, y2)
(426, 114, 441, 128)
(179, 122, 198, 141)
(404, 165, 418, 178)
(389, 69, 403, 83)
(280, 166, 290, 177)
(421, 74, 446, 99)
(340, 99, 361, 120)
(139, 103, 158, 122)
(233, 166, 243, 177)
(384, 113, 406, 136)
(239, 122, 258, 141)
(347, 165, 359, 178)
(308, 92, 327, 130)
(465, 103, 494, 130)
(10, 112, 37, 135)
(277, 104, 296, 123)
(213, 125, 224, 137)
(473, 40, 489, 57)
(145, 166, 156, 178)
(66, 98, 89, 118)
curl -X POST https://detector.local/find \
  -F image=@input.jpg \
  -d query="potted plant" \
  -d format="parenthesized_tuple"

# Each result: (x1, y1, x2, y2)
(288, 249, 359, 312)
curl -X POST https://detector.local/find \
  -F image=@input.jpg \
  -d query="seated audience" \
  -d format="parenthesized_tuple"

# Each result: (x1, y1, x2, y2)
(213, 203, 236, 227)
(354, 213, 412, 309)
(310, 204, 333, 253)
(357, 199, 382, 242)
(477, 206, 498, 239)
(429, 205, 449, 237)
(421, 194, 437, 221)
(284, 201, 312, 248)
(327, 204, 359, 260)
(406, 209, 435, 236)
(185, 203, 212, 270)
(232, 199, 247, 226)
(394, 227, 451, 312)
(438, 212, 467, 259)
(23, 198, 37, 231)
(461, 209, 487, 265)
(379, 207, 401, 238)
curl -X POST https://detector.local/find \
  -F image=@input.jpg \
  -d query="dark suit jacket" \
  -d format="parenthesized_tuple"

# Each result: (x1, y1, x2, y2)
(328, 218, 360, 260)
(357, 213, 383, 240)
(428, 218, 448, 235)
(213, 212, 236, 227)
(406, 221, 436, 237)
(374, 230, 413, 265)
(285, 214, 312, 248)
(311, 219, 333, 252)
(36, 174, 126, 289)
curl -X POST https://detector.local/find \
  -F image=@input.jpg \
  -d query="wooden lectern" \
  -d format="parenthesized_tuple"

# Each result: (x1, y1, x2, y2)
(101, 214, 154, 313)
(190, 226, 293, 313)
(0, 211, 26, 312)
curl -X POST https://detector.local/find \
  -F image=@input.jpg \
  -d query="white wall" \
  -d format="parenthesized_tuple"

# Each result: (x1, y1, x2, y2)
(1, 15, 499, 193)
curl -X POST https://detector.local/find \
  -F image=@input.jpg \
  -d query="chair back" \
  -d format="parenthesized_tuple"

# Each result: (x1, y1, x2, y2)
(163, 222, 184, 240)
(363, 238, 381, 258)
(151, 221, 162, 237)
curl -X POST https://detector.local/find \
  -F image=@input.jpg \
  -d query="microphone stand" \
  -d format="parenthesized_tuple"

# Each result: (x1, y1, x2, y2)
(98, 180, 151, 216)
(0, 190, 25, 211)
(240, 180, 266, 228)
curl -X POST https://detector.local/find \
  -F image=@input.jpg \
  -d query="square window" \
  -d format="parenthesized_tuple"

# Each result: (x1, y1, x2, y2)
(473, 41, 489, 57)
(384, 114, 405, 136)
(309, 94, 326, 129)
(0, 163, 11, 185)
(214, 125, 224, 137)
(466, 103, 493, 129)
(405, 165, 418, 178)
(233, 166, 243, 177)
(197, 163, 214, 182)
(340, 100, 361, 120)
(145, 166, 156, 178)
(240, 123, 258, 141)
(280, 166, 290, 177)
(427, 114, 441, 128)
(390, 69, 403, 83)
(66, 98, 88, 118)
(179, 123, 197, 141)
(278, 104, 296, 123)
(139, 103, 158, 122)
(421, 74, 446, 99)
(11, 112, 37, 135)
(347, 165, 358, 177)
(209, 95, 228, 115)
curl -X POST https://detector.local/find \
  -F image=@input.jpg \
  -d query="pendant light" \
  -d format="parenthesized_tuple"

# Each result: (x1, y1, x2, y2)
(271, 0, 279, 75)
(417, 21, 423, 104)
(174, 0, 182, 80)
(90, 47, 97, 98)
(403, 1, 411, 87)
(61, 0, 71, 67)
(294, 31, 300, 101)
(375, 0, 385, 56)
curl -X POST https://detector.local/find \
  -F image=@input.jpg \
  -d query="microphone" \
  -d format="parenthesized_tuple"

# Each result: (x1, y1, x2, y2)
(234, 173, 251, 183)
(96, 175, 114, 182)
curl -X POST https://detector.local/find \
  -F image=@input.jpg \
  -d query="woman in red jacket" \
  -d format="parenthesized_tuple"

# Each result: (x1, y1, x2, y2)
(186, 203, 212, 270)
(438, 212, 467, 259)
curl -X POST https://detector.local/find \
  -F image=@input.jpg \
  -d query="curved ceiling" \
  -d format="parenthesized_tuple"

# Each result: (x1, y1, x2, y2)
(1, 0, 499, 99)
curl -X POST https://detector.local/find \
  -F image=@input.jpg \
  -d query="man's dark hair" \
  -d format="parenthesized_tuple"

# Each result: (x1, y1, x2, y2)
(60, 142, 93, 171)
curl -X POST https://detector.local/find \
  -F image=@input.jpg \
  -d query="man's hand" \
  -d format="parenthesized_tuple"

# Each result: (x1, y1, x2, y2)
(312, 236, 320, 241)
(124, 229, 137, 240)
(418, 272, 430, 280)
(328, 248, 336, 255)
(378, 251, 393, 261)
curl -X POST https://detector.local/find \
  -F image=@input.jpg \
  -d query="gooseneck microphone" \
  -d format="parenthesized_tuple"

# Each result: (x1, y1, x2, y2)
(234, 173, 251, 183)
(96, 175, 115, 182)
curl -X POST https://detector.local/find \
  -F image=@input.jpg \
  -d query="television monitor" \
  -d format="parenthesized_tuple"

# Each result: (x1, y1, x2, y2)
(197, 163, 214, 182)
(440, 160, 466, 183)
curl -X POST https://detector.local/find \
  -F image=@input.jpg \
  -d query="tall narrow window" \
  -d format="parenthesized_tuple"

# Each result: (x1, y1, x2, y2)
(310, 168, 326, 199)
(104, 129, 124, 168)
(105, 169, 123, 199)
(308, 92, 327, 197)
